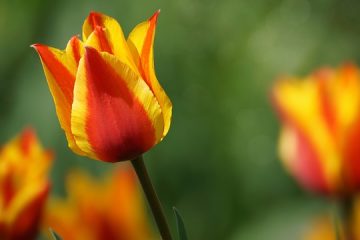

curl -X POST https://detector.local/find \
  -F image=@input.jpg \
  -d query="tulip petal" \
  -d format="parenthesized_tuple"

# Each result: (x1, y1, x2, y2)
(272, 78, 341, 193)
(82, 12, 136, 71)
(32, 38, 85, 155)
(85, 26, 113, 54)
(47, 167, 153, 240)
(65, 36, 84, 68)
(313, 65, 360, 134)
(333, 64, 360, 130)
(314, 65, 360, 193)
(127, 10, 172, 137)
(7, 182, 49, 240)
(335, 65, 360, 191)
(343, 119, 360, 192)
(71, 47, 164, 162)
(279, 126, 330, 193)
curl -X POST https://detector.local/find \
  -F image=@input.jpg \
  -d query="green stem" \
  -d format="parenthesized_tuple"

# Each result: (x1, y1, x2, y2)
(131, 155, 173, 240)
(339, 197, 354, 240)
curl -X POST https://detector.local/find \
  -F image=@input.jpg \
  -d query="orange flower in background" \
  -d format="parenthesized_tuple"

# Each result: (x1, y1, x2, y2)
(32, 11, 172, 162)
(303, 198, 360, 240)
(303, 216, 337, 240)
(0, 129, 52, 240)
(46, 166, 155, 240)
(272, 63, 360, 195)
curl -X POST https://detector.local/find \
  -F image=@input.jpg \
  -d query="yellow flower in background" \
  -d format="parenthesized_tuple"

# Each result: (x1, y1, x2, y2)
(272, 63, 360, 195)
(0, 129, 52, 240)
(303, 216, 337, 240)
(303, 198, 360, 240)
(45, 166, 155, 240)
(33, 11, 172, 162)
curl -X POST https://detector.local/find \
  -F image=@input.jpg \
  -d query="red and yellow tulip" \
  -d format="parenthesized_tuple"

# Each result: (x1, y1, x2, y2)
(33, 11, 172, 162)
(46, 166, 155, 240)
(0, 129, 52, 240)
(272, 63, 360, 195)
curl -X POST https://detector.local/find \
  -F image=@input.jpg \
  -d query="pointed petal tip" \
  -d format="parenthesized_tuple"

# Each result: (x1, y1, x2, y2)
(84, 46, 96, 53)
(31, 43, 50, 55)
(83, 46, 100, 59)
(89, 11, 101, 16)
(19, 127, 38, 154)
(30, 43, 43, 50)
(88, 11, 100, 19)
(21, 127, 36, 139)
(87, 11, 104, 28)
(70, 35, 80, 41)
(150, 9, 161, 23)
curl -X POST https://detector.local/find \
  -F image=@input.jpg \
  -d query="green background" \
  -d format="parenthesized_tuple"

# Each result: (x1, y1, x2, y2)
(1, 0, 359, 239)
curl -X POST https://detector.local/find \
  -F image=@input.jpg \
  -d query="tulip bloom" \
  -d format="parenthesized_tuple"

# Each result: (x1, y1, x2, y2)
(303, 197, 360, 240)
(272, 63, 360, 195)
(302, 216, 339, 240)
(46, 167, 155, 240)
(0, 129, 52, 240)
(33, 11, 172, 162)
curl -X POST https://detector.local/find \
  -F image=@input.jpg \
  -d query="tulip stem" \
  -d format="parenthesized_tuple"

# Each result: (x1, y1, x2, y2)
(339, 197, 354, 240)
(131, 155, 173, 240)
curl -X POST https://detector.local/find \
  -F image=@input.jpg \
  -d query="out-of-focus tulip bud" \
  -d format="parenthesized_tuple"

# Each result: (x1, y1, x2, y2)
(272, 64, 360, 195)
(46, 166, 156, 240)
(0, 129, 52, 240)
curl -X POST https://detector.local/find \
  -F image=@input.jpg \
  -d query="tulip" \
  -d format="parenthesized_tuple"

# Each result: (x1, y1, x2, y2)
(272, 63, 360, 195)
(46, 166, 155, 240)
(303, 217, 337, 240)
(0, 129, 52, 240)
(303, 196, 360, 240)
(32, 11, 172, 162)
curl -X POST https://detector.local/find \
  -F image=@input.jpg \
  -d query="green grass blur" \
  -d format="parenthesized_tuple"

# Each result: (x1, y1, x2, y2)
(1, 0, 360, 239)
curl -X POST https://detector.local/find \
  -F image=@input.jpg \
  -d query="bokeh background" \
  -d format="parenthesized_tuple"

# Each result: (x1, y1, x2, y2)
(1, 0, 360, 239)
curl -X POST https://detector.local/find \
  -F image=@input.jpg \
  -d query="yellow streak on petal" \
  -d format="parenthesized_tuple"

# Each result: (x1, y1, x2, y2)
(46, 167, 154, 240)
(127, 14, 172, 139)
(33, 43, 85, 156)
(273, 78, 341, 192)
(332, 65, 360, 138)
(5, 182, 48, 225)
(40, 64, 84, 155)
(82, 12, 137, 72)
(71, 49, 164, 160)
(70, 56, 98, 160)
(278, 125, 298, 172)
(0, 130, 51, 230)
(84, 28, 138, 74)
(100, 52, 164, 145)
(65, 37, 84, 67)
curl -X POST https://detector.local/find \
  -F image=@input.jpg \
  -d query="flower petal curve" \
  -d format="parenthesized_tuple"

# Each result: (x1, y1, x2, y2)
(272, 77, 341, 193)
(32, 38, 85, 155)
(82, 12, 136, 71)
(279, 125, 330, 193)
(71, 47, 164, 162)
(127, 10, 172, 137)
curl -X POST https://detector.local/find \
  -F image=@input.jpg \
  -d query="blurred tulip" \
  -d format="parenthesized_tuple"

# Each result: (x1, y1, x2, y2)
(46, 166, 155, 240)
(0, 129, 52, 240)
(272, 63, 360, 195)
(32, 11, 172, 162)
(303, 197, 360, 240)
(302, 215, 339, 240)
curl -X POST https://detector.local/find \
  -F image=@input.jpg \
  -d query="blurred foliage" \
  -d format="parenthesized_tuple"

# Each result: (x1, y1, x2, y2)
(1, 0, 360, 239)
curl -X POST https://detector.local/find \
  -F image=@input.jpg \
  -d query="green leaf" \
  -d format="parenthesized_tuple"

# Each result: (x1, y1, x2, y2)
(49, 228, 62, 240)
(173, 207, 188, 240)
